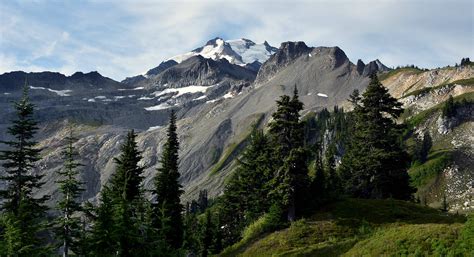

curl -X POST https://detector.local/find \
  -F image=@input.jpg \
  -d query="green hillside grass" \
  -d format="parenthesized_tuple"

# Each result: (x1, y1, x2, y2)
(220, 198, 470, 257)
(378, 67, 425, 81)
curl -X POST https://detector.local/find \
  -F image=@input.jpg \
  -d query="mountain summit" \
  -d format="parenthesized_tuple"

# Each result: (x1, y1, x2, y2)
(168, 37, 278, 66)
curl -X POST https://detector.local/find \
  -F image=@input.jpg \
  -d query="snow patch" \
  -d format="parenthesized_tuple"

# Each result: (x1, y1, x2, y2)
(3, 92, 10, 95)
(138, 96, 154, 100)
(193, 95, 207, 101)
(95, 96, 106, 99)
(206, 99, 220, 104)
(87, 99, 96, 102)
(223, 92, 234, 99)
(30, 86, 72, 96)
(317, 93, 328, 98)
(118, 87, 144, 91)
(152, 85, 210, 98)
(147, 125, 162, 132)
(144, 103, 173, 111)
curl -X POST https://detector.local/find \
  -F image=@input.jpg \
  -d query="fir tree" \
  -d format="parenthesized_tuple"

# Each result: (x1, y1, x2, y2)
(55, 127, 84, 257)
(152, 110, 184, 250)
(88, 130, 146, 256)
(340, 74, 414, 200)
(272, 147, 309, 221)
(442, 95, 456, 118)
(110, 130, 146, 256)
(0, 85, 50, 255)
(269, 86, 304, 157)
(220, 127, 273, 244)
(268, 86, 309, 221)
(87, 187, 116, 256)
(200, 210, 213, 257)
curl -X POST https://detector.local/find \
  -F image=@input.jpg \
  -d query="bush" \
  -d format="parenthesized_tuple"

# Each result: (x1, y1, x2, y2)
(220, 204, 285, 256)
(449, 214, 474, 255)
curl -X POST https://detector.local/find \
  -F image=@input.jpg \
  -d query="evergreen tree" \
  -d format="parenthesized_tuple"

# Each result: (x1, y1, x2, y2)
(220, 127, 273, 244)
(199, 210, 214, 257)
(87, 187, 116, 256)
(54, 127, 84, 257)
(269, 86, 304, 158)
(268, 87, 309, 221)
(272, 147, 309, 221)
(88, 130, 146, 256)
(182, 212, 200, 255)
(442, 95, 456, 118)
(152, 110, 184, 250)
(197, 190, 208, 213)
(413, 131, 432, 165)
(110, 130, 146, 256)
(0, 85, 50, 255)
(340, 74, 414, 200)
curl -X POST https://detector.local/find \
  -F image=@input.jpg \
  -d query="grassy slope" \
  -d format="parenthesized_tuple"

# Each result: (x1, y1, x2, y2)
(221, 198, 469, 257)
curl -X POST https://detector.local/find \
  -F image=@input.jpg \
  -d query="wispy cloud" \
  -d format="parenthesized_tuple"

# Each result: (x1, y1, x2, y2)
(1, 0, 472, 80)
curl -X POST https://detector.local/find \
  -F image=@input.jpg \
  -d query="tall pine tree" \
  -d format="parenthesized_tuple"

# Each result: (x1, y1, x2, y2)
(87, 186, 116, 256)
(55, 127, 84, 257)
(220, 127, 273, 244)
(88, 130, 146, 256)
(268, 86, 309, 221)
(152, 110, 184, 250)
(0, 85, 50, 255)
(340, 74, 413, 199)
(110, 130, 146, 256)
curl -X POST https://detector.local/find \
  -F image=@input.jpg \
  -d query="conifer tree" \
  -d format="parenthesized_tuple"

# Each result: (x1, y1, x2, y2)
(442, 95, 456, 118)
(152, 110, 184, 250)
(0, 85, 50, 255)
(220, 127, 273, 243)
(199, 210, 213, 257)
(341, 74, 413, 199)
(87, 187, 116, 256)
(55, 127, 84, 257)
(88, 130, 146, 256)
(269, 86, 304, 157)
(268, 87, 309, 221)
(110, 129, 146, 256)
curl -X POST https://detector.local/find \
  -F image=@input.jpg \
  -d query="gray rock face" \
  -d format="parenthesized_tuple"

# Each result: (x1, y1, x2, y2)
(255, 41, 312, 84)
(362, 59, 391, 76)
(145, 60, 178, 77)
(356, 59, 366, 75)
(148, 56, 256, 88)
(437, 105, 474, 134)
(121, 75, 146, 86)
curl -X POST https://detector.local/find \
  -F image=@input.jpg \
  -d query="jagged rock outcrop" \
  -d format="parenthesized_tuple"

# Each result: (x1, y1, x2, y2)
(145, 60, 178, 77)
(255, 41, 312, 84)
(149, 55, 257, 88)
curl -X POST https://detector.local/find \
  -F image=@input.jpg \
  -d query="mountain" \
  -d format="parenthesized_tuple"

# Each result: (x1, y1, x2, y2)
(169, 37, 277, 67)
(0, 38, 472, 215)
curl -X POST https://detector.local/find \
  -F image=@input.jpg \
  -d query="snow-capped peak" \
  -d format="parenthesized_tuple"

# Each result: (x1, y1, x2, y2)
(168, 37, 277, 66)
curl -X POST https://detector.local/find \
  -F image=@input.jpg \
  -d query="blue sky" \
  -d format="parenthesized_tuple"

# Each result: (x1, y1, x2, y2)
(1, 0, 473, 81)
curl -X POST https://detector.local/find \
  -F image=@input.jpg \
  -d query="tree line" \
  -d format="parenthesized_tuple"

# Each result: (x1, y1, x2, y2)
(0, 86, 184, 256)
(182, 74, 415, 254)
(0, 74, 415, 256)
